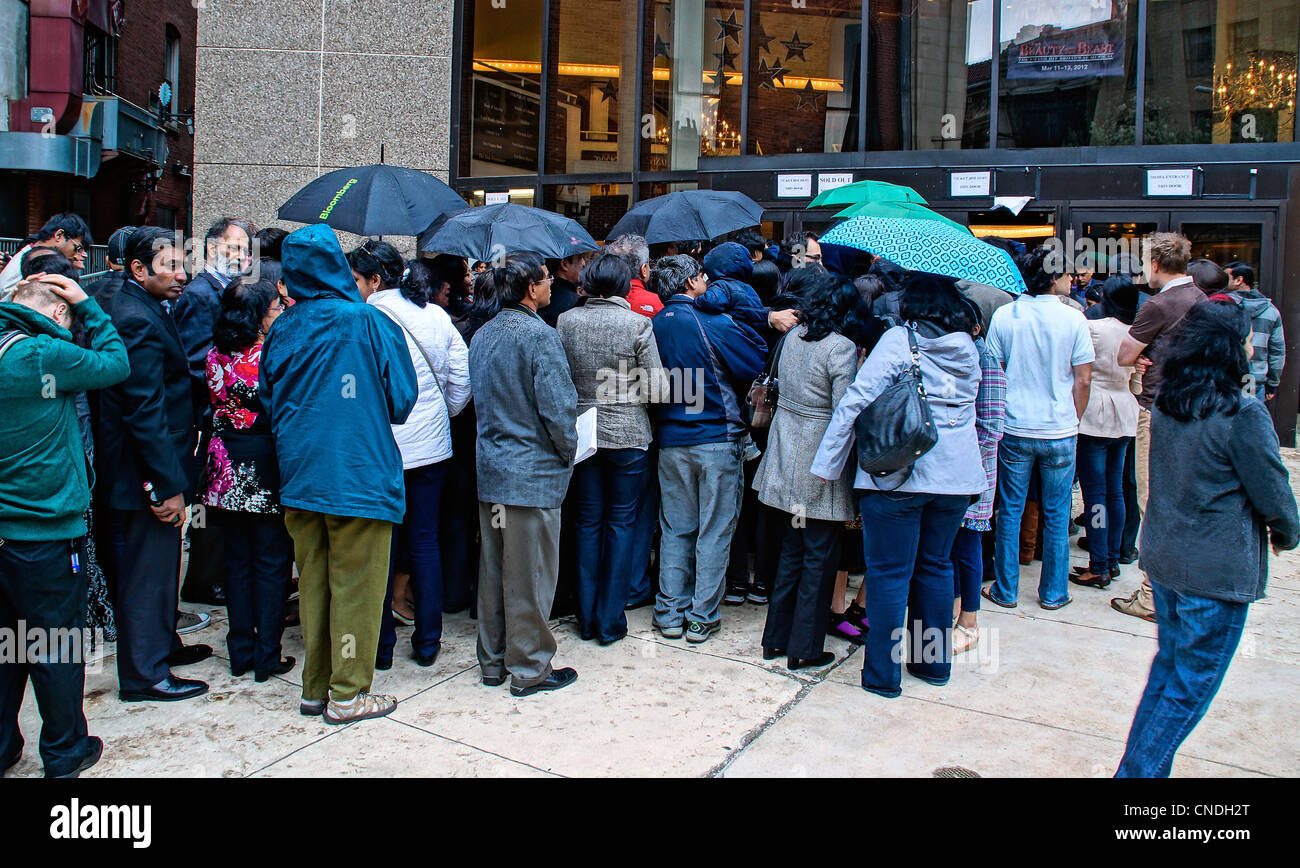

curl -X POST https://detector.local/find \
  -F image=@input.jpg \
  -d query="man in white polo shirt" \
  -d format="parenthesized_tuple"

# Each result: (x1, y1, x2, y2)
(984, 247, 1094, 611)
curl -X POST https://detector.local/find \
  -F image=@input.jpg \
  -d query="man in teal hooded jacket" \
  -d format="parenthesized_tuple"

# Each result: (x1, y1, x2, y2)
(259, 223, 418, 725)
(0, 273, 129, 778)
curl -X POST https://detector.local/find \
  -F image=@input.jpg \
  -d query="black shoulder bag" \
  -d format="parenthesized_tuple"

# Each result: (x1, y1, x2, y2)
(853, 325, 938, 480)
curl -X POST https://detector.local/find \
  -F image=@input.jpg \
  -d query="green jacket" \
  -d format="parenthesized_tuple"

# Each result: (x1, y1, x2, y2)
(0, 297, 129, 541)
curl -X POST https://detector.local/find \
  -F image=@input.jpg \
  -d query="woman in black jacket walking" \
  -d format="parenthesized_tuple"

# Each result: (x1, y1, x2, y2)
(1117, 300, 1299, 777)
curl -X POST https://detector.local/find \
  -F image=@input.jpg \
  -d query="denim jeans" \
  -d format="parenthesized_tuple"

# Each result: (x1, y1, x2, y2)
(859, 491, 969, 698)
(991, 433, 1076, 607)
(1116, 581, 1250, 777)
(655, 440, 744, 628)
(950, 526, 984, 614)
(573, 447, 650, 642)
(626, 444, 659, 606)
(379, 460, 449, 663)
(1076, 434, 1130, 574)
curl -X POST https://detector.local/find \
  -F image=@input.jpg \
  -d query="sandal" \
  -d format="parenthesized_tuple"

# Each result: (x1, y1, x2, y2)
(323, 690, 397, 725)
(952, 624, 979, 655)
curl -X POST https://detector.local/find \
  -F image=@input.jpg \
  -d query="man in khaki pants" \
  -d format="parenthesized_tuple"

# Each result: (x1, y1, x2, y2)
(1115, 233, 1204, 621)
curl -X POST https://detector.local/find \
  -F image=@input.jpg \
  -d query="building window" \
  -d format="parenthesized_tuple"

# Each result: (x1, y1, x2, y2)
(994, 0, 1140, 148)
(84, 25, 117, 95)
(746, 0, 862, 156)
(459, 0, 545, 177)
(166, 26, 181, 115)
(1146, 0, 1298, 145)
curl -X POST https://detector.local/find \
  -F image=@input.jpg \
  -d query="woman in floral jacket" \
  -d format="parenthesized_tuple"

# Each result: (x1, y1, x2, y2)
(201, 277, 295, 682)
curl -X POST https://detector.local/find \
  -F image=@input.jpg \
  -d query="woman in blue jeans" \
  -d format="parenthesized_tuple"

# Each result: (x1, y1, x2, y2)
(357, 251, 472, 668)
(556, 253, 667, 644)
(1117, 301, 1298, 776)
(1071, 277, 1140, 589)
(812, 274, 985, 698)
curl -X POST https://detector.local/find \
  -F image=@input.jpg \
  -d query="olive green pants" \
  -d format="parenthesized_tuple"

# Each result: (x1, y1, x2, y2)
(284, 510, 393, 703)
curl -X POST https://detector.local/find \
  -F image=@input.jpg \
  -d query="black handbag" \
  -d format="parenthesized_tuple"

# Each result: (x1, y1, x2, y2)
(853, 325, 938, 480)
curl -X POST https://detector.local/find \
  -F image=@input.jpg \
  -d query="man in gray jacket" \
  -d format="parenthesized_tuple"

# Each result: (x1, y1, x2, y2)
(469, 252, 580, 697)
(1226, 262, 1285, 403)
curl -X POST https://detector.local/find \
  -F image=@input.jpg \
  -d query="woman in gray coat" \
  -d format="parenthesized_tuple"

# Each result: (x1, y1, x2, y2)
(557, 253, 667, 644)
(755, 271, 859, 670)
(1117, 300, 1298, 776)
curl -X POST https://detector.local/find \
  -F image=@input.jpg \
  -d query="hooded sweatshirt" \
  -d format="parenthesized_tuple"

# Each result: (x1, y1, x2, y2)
(0, 297, 129, 540)
(258, 224, 418, 523)
(696, 242, 768, 333)
(811, 324, 985, 495)
(1230, 288, 1285, 391)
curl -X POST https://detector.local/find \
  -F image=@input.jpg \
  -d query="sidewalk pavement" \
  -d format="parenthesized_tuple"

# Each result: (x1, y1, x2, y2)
(12, 452, 1300, 778)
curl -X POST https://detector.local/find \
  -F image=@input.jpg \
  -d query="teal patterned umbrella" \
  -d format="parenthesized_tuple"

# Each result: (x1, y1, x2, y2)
(819, 216, 1026, 294)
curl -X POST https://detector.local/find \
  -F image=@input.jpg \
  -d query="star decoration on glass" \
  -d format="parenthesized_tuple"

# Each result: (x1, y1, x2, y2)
(781, 30, 813, 63)
(599, 79, 619, 103)
(654, 35, 671, 60)
(755, 56, 786, 91)
(708, 63, 728, 88)
(714, 10, 743, 45)
(713, 43, 739, 71)
(751, 20, 774, 53)
(795, 79, 820, 111)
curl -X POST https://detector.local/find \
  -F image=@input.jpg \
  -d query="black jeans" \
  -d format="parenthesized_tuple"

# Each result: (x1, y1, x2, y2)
(761, 516, 841, 659)
(221, 510, 293, 677)
(0, 537, 92, 776)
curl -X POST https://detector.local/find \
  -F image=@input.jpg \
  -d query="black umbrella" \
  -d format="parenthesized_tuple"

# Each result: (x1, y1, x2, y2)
(419, 203, 598, 262)
(605, 190, 764, 244)
(277, 164, 467, 236)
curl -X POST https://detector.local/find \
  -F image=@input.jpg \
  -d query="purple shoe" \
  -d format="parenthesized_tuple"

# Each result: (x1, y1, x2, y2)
(845, 603, 870, 632)
(827, 615, 866, 645)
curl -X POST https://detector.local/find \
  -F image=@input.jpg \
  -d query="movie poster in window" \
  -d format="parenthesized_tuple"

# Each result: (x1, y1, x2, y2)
(1007, 16, 1126, 79)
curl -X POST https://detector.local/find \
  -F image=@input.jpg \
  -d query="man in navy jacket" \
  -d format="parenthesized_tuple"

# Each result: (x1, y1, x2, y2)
(649, 255, 765, 645)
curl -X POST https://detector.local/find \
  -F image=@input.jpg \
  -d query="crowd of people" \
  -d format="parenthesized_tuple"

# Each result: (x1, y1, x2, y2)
(1, 210, 1296, 779)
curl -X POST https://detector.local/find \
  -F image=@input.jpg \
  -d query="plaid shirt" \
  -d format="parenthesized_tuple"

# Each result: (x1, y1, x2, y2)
(964, 338, 1006, 529)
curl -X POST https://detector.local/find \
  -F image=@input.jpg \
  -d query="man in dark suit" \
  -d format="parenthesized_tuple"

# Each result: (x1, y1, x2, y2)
(173, 218, 254, 607)
(96, 227, 210, 702)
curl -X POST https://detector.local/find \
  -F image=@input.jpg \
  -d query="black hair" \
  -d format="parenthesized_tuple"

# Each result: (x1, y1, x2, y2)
(253, 227, 289, 261)
(399, 259, 436, 308)
(256, 258, 283, 288)
(777, 230, 819, 272)
(779, 262, 828, 300)
(429, 253, 471, 316)
(900, 272, 977, 335)
(1016, 246, 1061, 296)
(463, 269, 500, 343)
(749, 259, 781, 305)
(123, 226, 177, 275)
(798, 271, 858, 343)
(732, 230, 767, 256)
(649, 255, 700, 303)
(1100, 274, 1138, 325)
(581, 251, 632, 299)
(1085, 284, 1103, 305)
(1225, 261, 1255, 288)
(492, 251, 546, 305)
(1155, 300, 1252, 422)
(347, 239, 404, 289)
(1188, 258, 1229, 294)
(20, 249, 78, 279)
(35, 212, 92, 246)
(107, 225, 137, 265)
(205, 218, 255, 247)
(213, 277, 281, 355)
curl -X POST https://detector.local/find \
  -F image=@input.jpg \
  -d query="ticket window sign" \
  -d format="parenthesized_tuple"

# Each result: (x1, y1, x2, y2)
(484, 191, 510, 205)
(951, 171, 991, 197)
(1146, 169, 1195, 197)
(777, 174, 813, 198)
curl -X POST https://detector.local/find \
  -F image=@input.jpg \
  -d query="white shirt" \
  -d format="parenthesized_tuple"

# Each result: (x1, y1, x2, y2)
(0, 245, 34, 301)
(986, 293, 1095, 439)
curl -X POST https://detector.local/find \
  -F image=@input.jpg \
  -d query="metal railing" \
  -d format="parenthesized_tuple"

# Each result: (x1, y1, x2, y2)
(0, 238, 110, 283)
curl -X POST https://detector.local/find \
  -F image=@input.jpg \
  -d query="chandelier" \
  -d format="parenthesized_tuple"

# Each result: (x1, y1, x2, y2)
(1214, 51, 1297, 119)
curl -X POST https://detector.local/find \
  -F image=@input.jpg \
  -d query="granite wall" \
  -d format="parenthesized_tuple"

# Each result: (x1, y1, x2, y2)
(193, 0, 454, 246)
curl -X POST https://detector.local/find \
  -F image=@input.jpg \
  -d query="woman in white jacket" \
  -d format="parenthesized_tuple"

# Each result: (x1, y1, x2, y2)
(350, 243, 471, 668)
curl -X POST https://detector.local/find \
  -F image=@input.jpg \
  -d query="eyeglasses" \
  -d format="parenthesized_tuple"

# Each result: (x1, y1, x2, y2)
(71, 241, 85, 255)
(534, 275, 554, 286)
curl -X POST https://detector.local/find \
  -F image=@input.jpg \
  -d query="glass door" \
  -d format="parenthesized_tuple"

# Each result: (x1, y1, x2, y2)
(1066, 209, 1170, 279)
(1172, 210, 1276, 301)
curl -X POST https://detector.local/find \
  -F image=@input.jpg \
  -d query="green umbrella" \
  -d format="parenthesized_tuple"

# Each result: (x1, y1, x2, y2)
(832, 200, 970, 234)
(808, 179, 928, 209)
